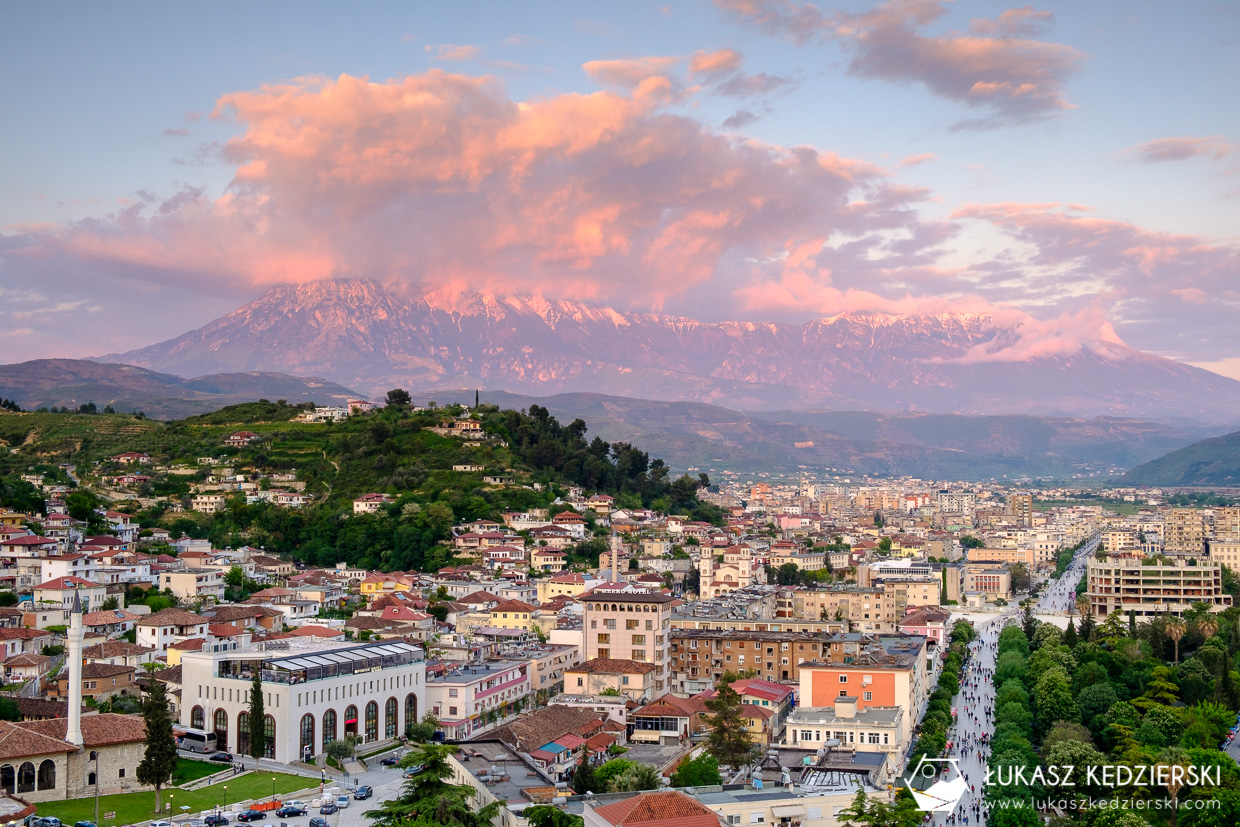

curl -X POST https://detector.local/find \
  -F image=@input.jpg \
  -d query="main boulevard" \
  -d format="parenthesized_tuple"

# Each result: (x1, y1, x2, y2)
(927, 538, 1097, 825)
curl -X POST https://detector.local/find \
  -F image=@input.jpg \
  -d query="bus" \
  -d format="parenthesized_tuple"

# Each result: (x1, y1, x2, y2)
(177, 728, 218, 754)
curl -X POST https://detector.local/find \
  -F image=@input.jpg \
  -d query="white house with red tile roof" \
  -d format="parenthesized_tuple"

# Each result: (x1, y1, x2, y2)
(0, 535, 57, 557)
(33, 576, 107, 613)
(352, 493, 394, 515)
(111, 451, 151, 465)
(551, 511, 587, 540)
(39, 554, 98, 584)
(223, 431, 261, 447)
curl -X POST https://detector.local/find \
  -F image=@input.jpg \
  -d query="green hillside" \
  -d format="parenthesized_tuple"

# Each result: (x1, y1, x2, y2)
(0, 401, 718, 572)
(1120, 430, 1240, 487)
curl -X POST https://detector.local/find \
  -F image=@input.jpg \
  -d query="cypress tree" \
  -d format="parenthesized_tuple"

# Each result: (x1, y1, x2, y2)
(249, 670, 265, 761)
(137, 679, 178, 813)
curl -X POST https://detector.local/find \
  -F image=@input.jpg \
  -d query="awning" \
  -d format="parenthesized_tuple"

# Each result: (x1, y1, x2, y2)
(771, 806, 806, 819)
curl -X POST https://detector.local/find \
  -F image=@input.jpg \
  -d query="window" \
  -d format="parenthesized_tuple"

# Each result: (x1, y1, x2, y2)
(299, 714, 315, 759)
(839, 690, 847, 697)
(598, 649, 610, 659)
(626, 619, 639, 630)
(622, 676, 630, 685)
(800, 730, 812, 741)
(868, 733, 880, 744)
(577, 678, 583, 687)
(864, 691, 872, 701)
(646, 619, 653, 630)
(749, 813, 764, 824)
(632, 635, 645, 645)
(385, 697, 398, 739)
(838, 675, 847, 683)
(191, 706, 205, 730)
(238, 712, 250, 756)
(323, 709, 337, 749)
(262, 714, 276, 758)
(597, 634, 610, 644)
(449, 689, 458, 698)
(604, 619, 617, 629)
(449, 706, 458, 716)
(634, 650, 646, 661)
(590, 620, 597, 629)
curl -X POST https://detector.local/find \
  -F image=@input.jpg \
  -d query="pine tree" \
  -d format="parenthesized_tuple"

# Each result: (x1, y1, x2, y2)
(249, 671, 265, 761)
(137, 679, 178, 813)
(570, 750, 596, 794)
(704, 671, 757, 769)
(1063, 618, 1078, 649)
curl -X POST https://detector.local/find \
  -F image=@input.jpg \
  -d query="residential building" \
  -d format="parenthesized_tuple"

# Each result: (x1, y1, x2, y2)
(564, 658, 658, 701)
(160, 569, 226, 603)
(1085, 554, 1232, 618)
(670, 628, 829, 694)
(135, 608, 211, 653)
(425, 660, 531, 740)
(784, 697, 904, 761)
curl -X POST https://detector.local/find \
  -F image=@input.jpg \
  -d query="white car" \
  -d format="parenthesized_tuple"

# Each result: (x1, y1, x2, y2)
(151, 822, 173, 827)
(335, 796, 350, 809)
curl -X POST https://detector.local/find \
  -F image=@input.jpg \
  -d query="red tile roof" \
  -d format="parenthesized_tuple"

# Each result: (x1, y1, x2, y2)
(593, 792, 722, 827)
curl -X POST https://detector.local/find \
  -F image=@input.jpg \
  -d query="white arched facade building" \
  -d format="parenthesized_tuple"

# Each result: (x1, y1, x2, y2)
(180, 639, 425, 764)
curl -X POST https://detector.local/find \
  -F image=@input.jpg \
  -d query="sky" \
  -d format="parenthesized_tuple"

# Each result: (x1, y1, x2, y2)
(1, 1, 1238, 377)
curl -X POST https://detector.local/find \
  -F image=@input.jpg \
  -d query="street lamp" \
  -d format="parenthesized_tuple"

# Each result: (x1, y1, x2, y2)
(223, 785, 228, 811)
(91, 751, 99, 827)
(271, 776, 276, 802)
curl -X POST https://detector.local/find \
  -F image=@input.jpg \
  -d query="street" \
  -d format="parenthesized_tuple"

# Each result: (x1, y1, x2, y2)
(927, 537, 1095, 825)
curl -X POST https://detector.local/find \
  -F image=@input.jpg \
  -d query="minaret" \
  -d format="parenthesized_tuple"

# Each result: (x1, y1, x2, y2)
(610, 532, 621, 584)
(66, 589, 84, 747)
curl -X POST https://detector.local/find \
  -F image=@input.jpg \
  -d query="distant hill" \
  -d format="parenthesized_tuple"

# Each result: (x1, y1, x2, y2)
(423, 390, 1228, 480)
(0, 359, 364, 419)
(1120, 430, 1240, 487)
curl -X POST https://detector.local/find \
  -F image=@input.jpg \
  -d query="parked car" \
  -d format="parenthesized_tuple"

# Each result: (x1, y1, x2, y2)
(379, 755, 399, 766)
(335, 796, 350, 809)
(318, 803, 338, 815)
(403, 764, 424, 778)
(149, 822, 172, 827)
(33, 819, 62, 827)
(276, 805, 307, 818)
(204, 816, 230, 827)
(210, 752, 234, 763)
(309, 819, 329, 827)
(237, 812, 266, 822)
(74, 821, 97, 827)
(353, 786, 373, 800)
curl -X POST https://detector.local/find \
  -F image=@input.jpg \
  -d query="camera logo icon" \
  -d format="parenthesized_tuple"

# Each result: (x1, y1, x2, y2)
(902, 757, 966, 813)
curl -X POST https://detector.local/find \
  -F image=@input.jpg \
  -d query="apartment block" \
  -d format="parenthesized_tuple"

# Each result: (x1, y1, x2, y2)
(1086, 555, 1232, 618)
(669, 628, 828, 694)
(1164, 509, 1208, 554)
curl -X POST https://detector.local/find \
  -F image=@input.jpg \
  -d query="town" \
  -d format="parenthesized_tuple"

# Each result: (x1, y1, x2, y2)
(0, 399, 1235, 827)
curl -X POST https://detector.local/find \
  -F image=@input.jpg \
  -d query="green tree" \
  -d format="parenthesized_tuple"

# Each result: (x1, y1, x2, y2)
(1033, 667, 1078, 735)
(136, 678, 178, 813)
(385, 389, 412, 408)
(248, 671, 265, 761)
(704, 671, 757, 768)
(0, 697, 19, 721)
(671, 752, 721, 787)
(570, 751, 597, 794)
(326, 736, 359, 764)
(524, 806, 584, 827)
(366, 742, 501, 827)
(608, 762, 661, 792)
(225, 566, 246, 587)
(99, 595, 120, 611)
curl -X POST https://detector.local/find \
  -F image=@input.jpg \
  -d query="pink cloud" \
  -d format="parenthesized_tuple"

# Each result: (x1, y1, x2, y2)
(690, 48, 743, 78)
(582, 56, 685, 93)
(7, 71, 944, 316)
(425, 44, 483, 61)
(1118, 135, 1233, 164)
(716, 0, 1085, 127)
(899, 152, 937, 167)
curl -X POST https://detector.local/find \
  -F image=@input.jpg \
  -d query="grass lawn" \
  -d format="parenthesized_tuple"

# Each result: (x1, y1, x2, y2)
(34, 771, 312, 826)
(170, 758, 221, 785)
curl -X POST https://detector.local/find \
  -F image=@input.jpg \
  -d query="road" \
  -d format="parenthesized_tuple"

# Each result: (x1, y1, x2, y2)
(926, 537, 1096, 825)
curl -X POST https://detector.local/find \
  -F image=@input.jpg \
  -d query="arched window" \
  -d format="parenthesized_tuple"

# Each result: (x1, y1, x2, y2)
(86, 771, 96, 787)
(263, 714, 276, 759)
(404, 694, 417, 734)
(299, 714, 315, 761)
(323, 709, 337, 750)
(237, 712, 250, 756)
(385, 697, 397, 739)
(364, 701, 378, 742)
(191, 706, 205, 730)
(345, 705, 358, 737)
(18, 762, 34, 793)
(0, 764, 12, 795)
(214, 709, 229, 751)
(37, 760, 54, 791)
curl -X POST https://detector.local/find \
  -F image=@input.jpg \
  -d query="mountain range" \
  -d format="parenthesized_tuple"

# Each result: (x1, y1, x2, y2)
(100, 279, 1240, 423)
(0, 359, 360, 419)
